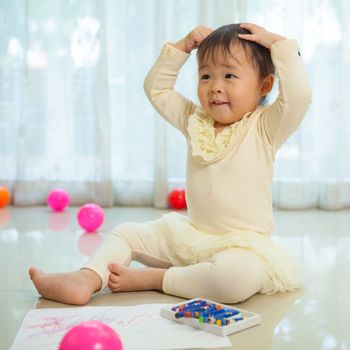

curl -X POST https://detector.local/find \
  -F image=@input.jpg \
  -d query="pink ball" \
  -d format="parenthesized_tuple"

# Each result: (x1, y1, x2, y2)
(47, 189, 70, 212)
(77, 203, 104, 232)
(59, 321, 123, 350)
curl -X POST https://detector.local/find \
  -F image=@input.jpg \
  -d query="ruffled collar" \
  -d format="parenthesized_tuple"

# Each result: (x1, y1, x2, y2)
(187, 108, 255, 163)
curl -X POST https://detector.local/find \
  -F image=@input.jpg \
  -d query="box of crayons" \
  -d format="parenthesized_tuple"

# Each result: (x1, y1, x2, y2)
(161, 298, 261, 336)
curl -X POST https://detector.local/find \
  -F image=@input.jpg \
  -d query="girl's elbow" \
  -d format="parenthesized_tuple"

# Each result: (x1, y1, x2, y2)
(292, 84, 312, 108)
(143, 74, 158, 103)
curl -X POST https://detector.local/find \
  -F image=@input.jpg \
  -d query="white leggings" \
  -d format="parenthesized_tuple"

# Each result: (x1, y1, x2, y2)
(83, 223, 266, 304)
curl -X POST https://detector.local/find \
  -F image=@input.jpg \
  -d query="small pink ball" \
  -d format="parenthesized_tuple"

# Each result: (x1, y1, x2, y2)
(77, 203, 104, 232)
(59, 320, 123, 350)
(47, 189, 70, 212)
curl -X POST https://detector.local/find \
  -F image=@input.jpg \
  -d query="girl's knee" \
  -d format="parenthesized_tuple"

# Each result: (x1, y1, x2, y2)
(206, 261, 264, 304)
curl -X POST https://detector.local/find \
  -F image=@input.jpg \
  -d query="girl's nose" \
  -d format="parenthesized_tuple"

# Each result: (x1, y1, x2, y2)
(210, 81, 222, 93)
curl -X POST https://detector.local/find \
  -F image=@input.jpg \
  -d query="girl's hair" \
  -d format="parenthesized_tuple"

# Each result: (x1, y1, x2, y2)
(197, 23, 275, 104)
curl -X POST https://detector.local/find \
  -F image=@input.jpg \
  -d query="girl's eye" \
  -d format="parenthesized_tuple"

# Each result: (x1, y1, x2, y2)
(225, 73, 237, 79)
(200, 74, 210, 80)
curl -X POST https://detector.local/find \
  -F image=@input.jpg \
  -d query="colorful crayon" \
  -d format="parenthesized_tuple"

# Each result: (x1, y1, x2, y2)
(172, 299, 245, 327)
(172, 299, 207, 312)
(205, 310, 241, 324)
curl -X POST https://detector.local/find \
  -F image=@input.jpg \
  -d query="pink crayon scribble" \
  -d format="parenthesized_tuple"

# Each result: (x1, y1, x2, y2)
(23, 310, 164, 340)
(83, 312, 162, 327)
(89, 312, 162, 327)
(126, 312, 162, 326)
(25, 315, 78, 339)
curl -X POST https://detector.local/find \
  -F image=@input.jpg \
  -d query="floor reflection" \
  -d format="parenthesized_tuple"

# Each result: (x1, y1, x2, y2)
(77, 231, 103, 257)
(0, 208, 10, 229)
(47, 211, 71, 231)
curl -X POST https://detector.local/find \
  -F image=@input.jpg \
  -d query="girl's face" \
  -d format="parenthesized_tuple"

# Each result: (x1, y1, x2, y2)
(197, 45, 266, 127)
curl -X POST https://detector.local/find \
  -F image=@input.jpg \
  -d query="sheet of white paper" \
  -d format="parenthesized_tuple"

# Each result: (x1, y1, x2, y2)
(10, 304, 231, 350)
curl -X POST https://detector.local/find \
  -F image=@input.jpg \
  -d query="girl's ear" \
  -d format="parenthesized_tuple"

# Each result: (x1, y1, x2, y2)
(260, 74, 274, 96)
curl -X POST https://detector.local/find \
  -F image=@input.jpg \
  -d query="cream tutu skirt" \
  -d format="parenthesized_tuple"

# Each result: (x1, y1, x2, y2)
(148, 212, 302, 295)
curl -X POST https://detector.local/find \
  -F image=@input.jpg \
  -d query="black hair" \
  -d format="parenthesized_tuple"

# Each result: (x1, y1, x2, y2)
(197, 24, 275, 104)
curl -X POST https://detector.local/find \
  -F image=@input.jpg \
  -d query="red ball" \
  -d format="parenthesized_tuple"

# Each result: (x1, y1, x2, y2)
(168, 188, 186, 209)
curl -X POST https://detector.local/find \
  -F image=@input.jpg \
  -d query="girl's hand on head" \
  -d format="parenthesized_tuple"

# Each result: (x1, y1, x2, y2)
(238, 23, 286, 49)
(172, 26, 213, 53)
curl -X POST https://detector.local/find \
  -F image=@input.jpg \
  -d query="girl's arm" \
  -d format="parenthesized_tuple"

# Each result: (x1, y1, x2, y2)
(239, 24, 312, 151)
(144, 26, 212, 136)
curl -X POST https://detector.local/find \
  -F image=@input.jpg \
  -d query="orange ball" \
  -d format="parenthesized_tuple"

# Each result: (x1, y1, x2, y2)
(0, 186, 11, 208)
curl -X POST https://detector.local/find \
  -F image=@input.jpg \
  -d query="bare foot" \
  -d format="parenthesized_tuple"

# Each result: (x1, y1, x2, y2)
(29, 267, 102, 305)
(108, 263, 167, 292)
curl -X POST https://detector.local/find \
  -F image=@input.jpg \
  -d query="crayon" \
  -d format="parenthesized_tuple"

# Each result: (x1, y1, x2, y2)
(198, 307, 226, 322)
(205, 310, 238, 324)
(185, 310, 203, 318)
(216, 313, 244, 326)
(171, 299, 201, 311)
(200, 305, 222, 316)
(208, 309, 228, 318)
(176, 307, 211, 318)
(216, 319, 223, 326)
(182, 300, 207, 311)
(198, 315, 208, 323)
(231, 314, 244, 321)
(194, 311, 202, 318)
(204, 310, 243, 326)
(172, 300, 207, 312)
(175, 302, 212, 318)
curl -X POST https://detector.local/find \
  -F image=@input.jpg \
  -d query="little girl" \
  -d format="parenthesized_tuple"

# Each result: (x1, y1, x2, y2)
(29, 23, 311, 305)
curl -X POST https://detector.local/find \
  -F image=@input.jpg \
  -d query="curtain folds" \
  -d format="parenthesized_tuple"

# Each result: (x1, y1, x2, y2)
(0, 0, 349, 209)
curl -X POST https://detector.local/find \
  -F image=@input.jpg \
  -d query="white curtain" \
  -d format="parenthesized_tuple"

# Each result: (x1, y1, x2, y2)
(0, 0, 349, 209)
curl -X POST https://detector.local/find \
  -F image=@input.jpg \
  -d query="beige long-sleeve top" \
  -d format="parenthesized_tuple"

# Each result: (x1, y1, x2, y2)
(144, 40, 312, 235)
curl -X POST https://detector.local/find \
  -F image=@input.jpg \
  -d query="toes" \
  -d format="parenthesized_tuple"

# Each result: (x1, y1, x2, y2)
(108, 263, 124, 275)
(108, 280, 121, 292)
(108, 269, 123, 290)
(108, 272, 120, 284)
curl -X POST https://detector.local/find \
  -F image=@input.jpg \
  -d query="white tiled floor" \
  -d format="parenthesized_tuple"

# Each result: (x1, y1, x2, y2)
(0, 206, 349, 350)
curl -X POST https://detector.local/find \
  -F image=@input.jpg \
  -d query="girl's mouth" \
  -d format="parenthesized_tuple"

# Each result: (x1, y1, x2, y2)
(211, 100, 229, 105)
